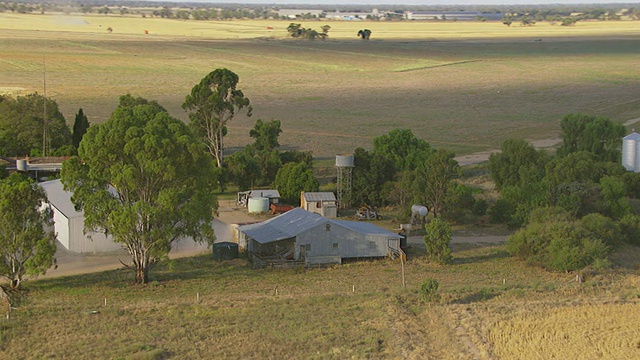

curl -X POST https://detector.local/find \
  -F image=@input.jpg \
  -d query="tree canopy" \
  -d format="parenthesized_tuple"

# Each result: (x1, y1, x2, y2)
(488, 139, 547, 190)
(0, 94, 71, 156)
(182, 68, 252, 167)
(72, 108, 90, 150)
(273, 162, 319, 205)
(0, 173, 57, 289)
(61, 98, 218, 284)
(557, 113, 626, 162)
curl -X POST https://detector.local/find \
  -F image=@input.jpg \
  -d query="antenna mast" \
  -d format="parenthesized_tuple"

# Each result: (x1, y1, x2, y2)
(42, 55, 47, 157)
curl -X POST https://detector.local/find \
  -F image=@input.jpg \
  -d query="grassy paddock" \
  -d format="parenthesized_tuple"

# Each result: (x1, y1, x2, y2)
(1, 244, 640, 358)
(2, 14, 640, 157)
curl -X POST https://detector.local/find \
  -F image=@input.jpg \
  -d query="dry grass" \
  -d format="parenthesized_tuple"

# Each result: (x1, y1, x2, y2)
(1, 244, 639, 358)
(1, 14, 640, 158)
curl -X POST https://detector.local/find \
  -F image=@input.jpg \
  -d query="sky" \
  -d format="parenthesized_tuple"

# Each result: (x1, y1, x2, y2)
(186, 0, 640, 4)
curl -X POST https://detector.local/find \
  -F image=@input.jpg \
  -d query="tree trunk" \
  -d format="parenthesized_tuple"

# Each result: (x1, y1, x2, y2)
(0, 286, 9, 303)
(135, 266, 149, 284)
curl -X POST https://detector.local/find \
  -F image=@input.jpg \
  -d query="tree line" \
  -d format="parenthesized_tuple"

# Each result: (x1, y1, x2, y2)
(488, 114, 639, 272)
(0, 94, 89, 157)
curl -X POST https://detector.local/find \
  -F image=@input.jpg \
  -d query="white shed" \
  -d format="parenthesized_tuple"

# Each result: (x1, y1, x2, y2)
(301, 192, 338, 218)
(237, 208, 402, 266)
(39, 179, 122, 253)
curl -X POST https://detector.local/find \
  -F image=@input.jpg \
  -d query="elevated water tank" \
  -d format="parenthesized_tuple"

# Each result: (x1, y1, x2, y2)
(622, 132, 640, 172)
(16, 159, 27, 171)
(335, 155, 354, 167)
(411, 204, 428, 217)
(247, 197, 269, 213)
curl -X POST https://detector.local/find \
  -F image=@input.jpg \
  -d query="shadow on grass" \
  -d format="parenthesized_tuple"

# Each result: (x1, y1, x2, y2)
(452, 250, 510, 265)
(450, 289, 500, 304)
(29, 255, 253, 291)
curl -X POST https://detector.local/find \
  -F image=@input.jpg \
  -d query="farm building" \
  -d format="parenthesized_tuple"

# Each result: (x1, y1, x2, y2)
(301, 191, 338, 218)
(39, 179, 121, 253)
(237, 208, 403, 266)
(39, 179, 216, 254)
(237, 189, 281, 208)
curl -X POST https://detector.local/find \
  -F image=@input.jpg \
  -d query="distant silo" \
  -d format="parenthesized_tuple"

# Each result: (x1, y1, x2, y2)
(623, 132, 640, 172)
(336, 155, 354, 209)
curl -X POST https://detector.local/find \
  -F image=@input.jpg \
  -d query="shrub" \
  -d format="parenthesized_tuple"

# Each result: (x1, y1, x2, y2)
(489, 199, 515, 224)
(419, 278, 440, 303)
(580, 213, 622, 246)
(471, 198, 488, 216)
(545, 237, 609, 272)
(619, 213, 640, 245)
(424, 218, 453, 264)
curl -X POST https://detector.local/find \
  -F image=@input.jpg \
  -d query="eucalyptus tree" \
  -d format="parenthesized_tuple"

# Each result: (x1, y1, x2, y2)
(62, 99, 218, 284)
(183, 68, 252, 167)
(0, 173, 57, 290)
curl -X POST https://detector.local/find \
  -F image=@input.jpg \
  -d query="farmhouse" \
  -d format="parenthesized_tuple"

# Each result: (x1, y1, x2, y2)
(301, 191, 338, 218)
(39, 179, 121, 253)
(237, 208, 403, 266)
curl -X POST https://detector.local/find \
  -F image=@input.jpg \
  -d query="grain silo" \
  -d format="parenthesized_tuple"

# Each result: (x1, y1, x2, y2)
(336, 155, 354, 208)
(622, 132, 640, 172)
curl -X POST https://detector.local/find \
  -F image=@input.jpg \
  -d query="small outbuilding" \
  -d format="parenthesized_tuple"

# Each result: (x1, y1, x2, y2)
(39, 179, 121, 253)
(301, 191, 338, 218)
(237, 208, 402, 266)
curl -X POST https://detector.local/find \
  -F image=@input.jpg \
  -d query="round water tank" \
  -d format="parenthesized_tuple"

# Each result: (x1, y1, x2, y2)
(16, 159, 27, 171)
(411, 204, 428, 217)
(212, 242, 239, 261)
(335, 155, 354, 167)
(248, 197, 270, 213)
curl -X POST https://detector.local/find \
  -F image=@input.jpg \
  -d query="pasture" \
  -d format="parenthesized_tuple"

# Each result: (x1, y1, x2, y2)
(2, 14, 640, 157)
(2, 243, 640, 359)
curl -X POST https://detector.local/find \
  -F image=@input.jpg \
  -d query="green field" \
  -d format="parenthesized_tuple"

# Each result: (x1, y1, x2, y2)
(2, 14, 640, 157)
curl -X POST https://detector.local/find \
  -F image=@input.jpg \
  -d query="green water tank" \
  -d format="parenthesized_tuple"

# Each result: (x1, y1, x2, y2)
(212, 242, 239, 261)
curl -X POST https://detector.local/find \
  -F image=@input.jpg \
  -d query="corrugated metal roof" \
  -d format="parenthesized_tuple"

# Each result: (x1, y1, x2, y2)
(624, 132, 640, 140)
(237, 208, 402, 244)
(303, 192, 336, 202)
(238, 208, 326, 244)
(39, 179, 82, 219)
(333, 220, 402, 239)
(249, 190, 280, 198)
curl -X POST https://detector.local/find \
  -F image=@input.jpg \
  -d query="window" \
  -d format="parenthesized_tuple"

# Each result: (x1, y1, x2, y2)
(333, 242, 339, 250)
(325, 223, 331, 231)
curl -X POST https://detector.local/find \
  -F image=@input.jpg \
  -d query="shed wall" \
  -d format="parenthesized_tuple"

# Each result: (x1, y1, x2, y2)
(295, 223, 398, 260)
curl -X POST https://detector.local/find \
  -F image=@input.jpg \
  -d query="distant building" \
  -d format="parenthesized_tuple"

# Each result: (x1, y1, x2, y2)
(277, 9, 324, 19)
(405, 11, 503, 21)
(325, 11, 368, 20)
